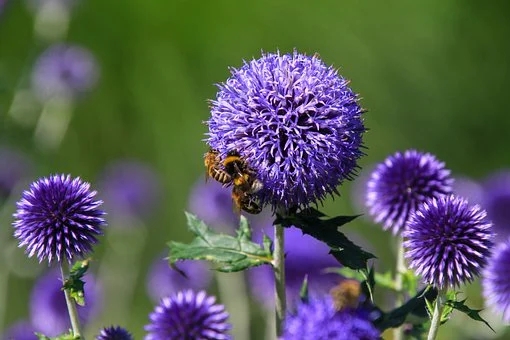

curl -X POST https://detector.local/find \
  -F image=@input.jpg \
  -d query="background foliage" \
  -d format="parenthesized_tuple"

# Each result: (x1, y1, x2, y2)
(1, 0, 509, 339)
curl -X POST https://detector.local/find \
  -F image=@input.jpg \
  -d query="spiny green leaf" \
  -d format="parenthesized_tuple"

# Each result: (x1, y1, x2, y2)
(36, 331, 78, 340)
(445, 298, 495, 332)
(62, 259, 90, 306)
(168, 213, 273, 272)
(274, 208, 375, 270)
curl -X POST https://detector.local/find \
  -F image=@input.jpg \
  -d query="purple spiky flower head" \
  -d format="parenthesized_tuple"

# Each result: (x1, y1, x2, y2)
(145, 290, 231, 340)
(207, 51, 365, 211)
(283, 294, 380, 340)
(366, 150, 453, 235)
(98, 160, 161, 223)
(403, 195, 494, 289)
(31, 43, 99, 101)
(0, 146, 33, 201)
(2, 320, 37, 340)
(30, 269, 102, 337)
(483, 238, 510, 322)
(96, 326, 133, 340)
(13, 174, 106, 263)
(481, 170, 510, 240)
(146, 253, 212, 302)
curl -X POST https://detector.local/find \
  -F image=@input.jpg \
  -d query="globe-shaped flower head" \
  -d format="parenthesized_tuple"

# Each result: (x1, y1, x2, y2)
(145, 290, 231, 340)
(482, 238, 510, 322)
(207, 51, 365, 210)
(366, 150, 453, 235)
(13, 174, 106, 263)
(96, 326, 133, 340)
(403, 195, 494, 289)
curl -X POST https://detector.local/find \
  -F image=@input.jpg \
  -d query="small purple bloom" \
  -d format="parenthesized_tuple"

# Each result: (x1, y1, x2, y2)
(207, 51, 365, 210)
(146, 254, 212, 303)
(98, 160, 161, 222)
(481, 170, 510, 240)
(403, 195, 494, 289)
(31, 44, 99, 101)
(13, 174, 106, 263)
(366, 150, 453, 235)
(283, 295, 380, 340)
(2, 320, 37, 340)
(30, 269, 102, 337)
(248, 226, 340, 307)
(483, 238, 510, 322)
(0, 146, 32, 200)
(96, 326, 133, 340)
(145, 290, 231, 340)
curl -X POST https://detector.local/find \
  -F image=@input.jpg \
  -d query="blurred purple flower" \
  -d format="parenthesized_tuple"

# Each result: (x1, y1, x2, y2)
(99, 160, 161, 222)
(146, 253, 212, 303)
(403, 195, 494, 289)
(145, 290, 231, 340)
(482, 170, 510, 240)
(31, 44, 99, 101)
(452, 176, 483, 205)
(96, 326, 133, 340)
(366, 150, 453, 235)
(248, 226, 340, 307)
(1, 320, 37, 340)
(13, 174, 106, 263)
(0, 146, 32, 201)
(30, 268, 102, 337)
(483, 238, 510, 322)
(283, 294, 380, 340)
(207, 51, 365, 211)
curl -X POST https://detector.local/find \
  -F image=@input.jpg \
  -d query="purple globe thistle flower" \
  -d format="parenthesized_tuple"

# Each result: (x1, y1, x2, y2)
(248, 226, 341, 308)
(481, 170, 510, 240)
(96, 326, 133, 340)
(98, 160, 161, 223)
(31, 44, 99, 101)
(0, 146, 33, 201)
(283, 295, 380, 340)
(146, 253, 212, 302)
(30, 269, 102, 337)
(403, 195, 494, 289)
(2, 320, 37, 340)
(145, 290, 231, 340)
(13, 174, 106, 263)
(366, 150, 453, 235)
(483, 238, 510, 322)
(207, 51, 365, 210)
(452, 176, 483, 205)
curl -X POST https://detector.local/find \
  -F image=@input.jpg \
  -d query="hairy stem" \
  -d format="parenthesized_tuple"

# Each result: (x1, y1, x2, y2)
(427, 289, 446, 340)
(60, 262, 83, 339)
(273, 223, 286, 337)
(393, 235, 406, 340)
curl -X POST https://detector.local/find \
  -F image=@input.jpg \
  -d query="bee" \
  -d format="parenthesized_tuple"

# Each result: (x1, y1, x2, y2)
(232, 185, 262, 214)
(223, 150, 263, 194)
(204, 149, 232, 184)
(329, 279, 361, 311)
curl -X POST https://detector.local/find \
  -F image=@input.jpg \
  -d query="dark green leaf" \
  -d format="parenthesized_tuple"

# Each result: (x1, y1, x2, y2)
(445, 298, 495, 332)
(274, 208, 375, 270)
(62, 259, 90, 306)
(168, 213, 273, 272)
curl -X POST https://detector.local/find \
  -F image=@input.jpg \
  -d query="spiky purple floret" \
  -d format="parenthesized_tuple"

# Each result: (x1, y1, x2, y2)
(403, 195, 494, 289)
(13, 174, 106, 263)
(283, 295, 380, 340)
(145, 290, 231, 340)
(207, 51, 365, 210)
(483, 238, 510, 322)
(366, 150, 453, 235)
(96, 326, 133, 340)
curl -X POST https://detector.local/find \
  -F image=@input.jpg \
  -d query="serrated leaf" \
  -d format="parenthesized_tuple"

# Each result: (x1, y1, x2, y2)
(168, 213, 273, 272)
(62, 260, 90, 306)
(274, 208, 375, 270)
(445, 299, 495, 332)
(36, 330, 77, 340)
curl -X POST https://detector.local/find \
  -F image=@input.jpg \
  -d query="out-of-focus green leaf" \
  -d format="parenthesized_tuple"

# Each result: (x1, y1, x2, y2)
(168, 212, 273, 272)
(36, 330, 77, 340)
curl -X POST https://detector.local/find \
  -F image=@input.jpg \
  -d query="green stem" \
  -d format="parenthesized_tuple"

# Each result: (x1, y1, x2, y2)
(393, 236, 406, 340)
(60, 262, 82, 339)
(427, 289, 446, 340)
(273, 223, 286, 337)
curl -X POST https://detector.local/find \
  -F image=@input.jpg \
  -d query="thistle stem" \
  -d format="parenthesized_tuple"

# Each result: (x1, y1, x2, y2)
(273, 223, 286, 337)
(427, 288, 446, 340)
(393, 235, 406, 340)
(60, 262, 83, 339)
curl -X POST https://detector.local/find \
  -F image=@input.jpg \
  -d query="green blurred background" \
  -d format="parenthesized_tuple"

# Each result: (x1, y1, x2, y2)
(1, 0, 510, 339)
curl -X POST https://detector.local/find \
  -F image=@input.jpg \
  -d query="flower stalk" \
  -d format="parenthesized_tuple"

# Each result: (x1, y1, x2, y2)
(273, 223, 286, 337)
(393, 236, 406, 340)
(427, 289, 446, 340)
(60, 262, 82, 339)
